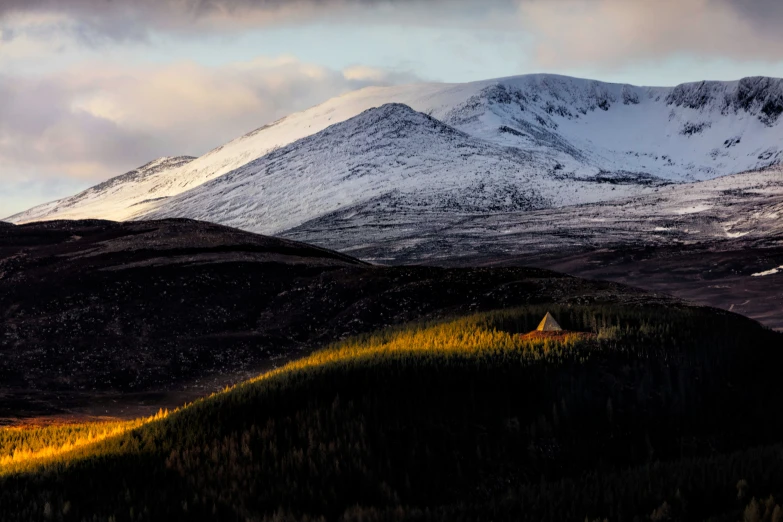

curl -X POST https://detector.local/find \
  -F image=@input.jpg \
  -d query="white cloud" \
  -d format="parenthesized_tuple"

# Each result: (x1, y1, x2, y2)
(0, 55, 420, 216)
(342, 65, 421, 84)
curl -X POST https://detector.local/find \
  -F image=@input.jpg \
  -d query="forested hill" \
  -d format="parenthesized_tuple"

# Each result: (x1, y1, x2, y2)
(0, 218, 655, 420)
(2, 304, 782, 521)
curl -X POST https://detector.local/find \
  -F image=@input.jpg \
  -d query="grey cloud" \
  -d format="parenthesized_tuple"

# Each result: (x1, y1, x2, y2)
(722, 0, 783, 33)
(0, 0, 515, 42)
(515, 0, 783, 69)
(3, 0, 783, 61)
(724, 0, 783, 21)
(0, 0, 434, 17)
(0, 73, 164, 170)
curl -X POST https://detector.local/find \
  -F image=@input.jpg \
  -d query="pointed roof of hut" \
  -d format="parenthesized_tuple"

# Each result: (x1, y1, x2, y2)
(536, 312, 562, 332)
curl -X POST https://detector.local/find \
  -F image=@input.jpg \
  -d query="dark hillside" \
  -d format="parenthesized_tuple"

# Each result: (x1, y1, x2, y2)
(1, 306, 781, 521)
(0, 219, 657, 421)
(471, 239, 783, 331)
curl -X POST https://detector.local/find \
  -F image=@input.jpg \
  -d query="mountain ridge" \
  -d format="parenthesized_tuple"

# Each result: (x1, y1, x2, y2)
(7, 73, 783, 227)
(7, 156, 196, 224)
(140, 102, 660, 234)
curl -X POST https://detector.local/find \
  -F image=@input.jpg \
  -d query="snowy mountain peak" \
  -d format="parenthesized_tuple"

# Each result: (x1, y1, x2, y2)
(354, 102, 425, 119)
(7, 73, 783, 231)
(311, 102, 466, 142)
(139, 102, 655, 234)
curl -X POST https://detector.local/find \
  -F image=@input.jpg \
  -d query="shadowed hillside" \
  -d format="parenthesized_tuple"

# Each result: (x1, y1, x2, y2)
(0, 219, 658, 422)
(1, 305, 782, 521)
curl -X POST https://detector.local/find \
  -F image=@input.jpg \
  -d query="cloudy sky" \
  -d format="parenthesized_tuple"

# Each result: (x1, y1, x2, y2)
(2, 0, 783, 217)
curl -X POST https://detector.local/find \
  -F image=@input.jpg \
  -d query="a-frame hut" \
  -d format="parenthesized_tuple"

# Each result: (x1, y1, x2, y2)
(536, 312, 562, 332)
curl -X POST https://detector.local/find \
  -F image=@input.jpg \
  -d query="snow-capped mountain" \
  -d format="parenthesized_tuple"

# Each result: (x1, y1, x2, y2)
(9, 156, 195, 224)
(141, 103, 658, 234)
(7, 74, 783, 233)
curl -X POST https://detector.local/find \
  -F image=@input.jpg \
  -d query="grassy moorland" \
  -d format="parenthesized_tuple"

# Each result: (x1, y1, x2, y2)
(1, 304, 783, 521)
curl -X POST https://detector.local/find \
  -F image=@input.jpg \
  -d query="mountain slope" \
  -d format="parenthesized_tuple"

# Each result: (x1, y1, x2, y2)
(7, 74, 783, 225)
(8, 156, 196, 223)
(286, 164, 783, 260)
(140, 103, 654, 235)
(283, 165, 783, 329)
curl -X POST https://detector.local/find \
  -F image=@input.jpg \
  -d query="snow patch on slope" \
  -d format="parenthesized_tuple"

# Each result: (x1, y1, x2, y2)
(752, 266, 783, 277)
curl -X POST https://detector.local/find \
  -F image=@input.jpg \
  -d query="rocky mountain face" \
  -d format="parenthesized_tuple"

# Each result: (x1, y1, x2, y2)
(666, 76, 783, 125)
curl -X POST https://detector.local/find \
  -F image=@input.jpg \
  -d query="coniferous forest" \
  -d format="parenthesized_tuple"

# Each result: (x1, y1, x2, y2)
(2, 303, 782, 521)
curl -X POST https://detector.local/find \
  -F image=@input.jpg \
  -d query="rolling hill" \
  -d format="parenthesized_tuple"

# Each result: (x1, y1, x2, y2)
(2, 305, 782, 521)
(6, 157, 196, 224)
(0, 219, 653, 422)
(287, 164, 783, 259)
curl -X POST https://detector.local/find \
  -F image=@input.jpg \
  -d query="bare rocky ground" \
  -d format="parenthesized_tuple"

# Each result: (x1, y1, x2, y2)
(0, 219, 666, 424)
